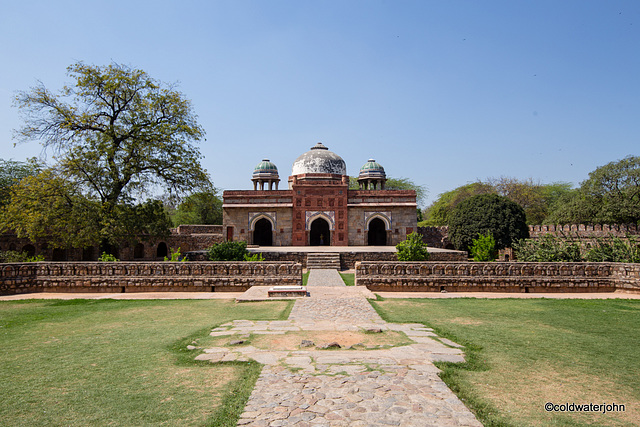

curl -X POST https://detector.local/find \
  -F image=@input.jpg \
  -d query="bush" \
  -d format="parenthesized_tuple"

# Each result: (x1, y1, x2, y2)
(396, 232, 430, 261)
(164, 247, 187, 262)
(244, 252, 265, 262)
(206, 241, 250, 261)
(0, 251, 43, 263)
(448, 194, 529, 252)
(470, 232, 497, 261)
(98, 252, 119, 262)
(513, 234, 583, 262)
(585, 236, 640, 263)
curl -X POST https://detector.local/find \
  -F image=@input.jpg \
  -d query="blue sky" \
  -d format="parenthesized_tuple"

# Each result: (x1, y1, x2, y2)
(1, 1, 639, 206)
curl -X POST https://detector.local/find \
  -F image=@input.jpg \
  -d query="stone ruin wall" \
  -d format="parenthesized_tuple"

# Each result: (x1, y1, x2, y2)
(0, 226, 225, 262)
(355, 261, 640, 293)
(0, 261, 302, 296)
(418, 224, 640, 250)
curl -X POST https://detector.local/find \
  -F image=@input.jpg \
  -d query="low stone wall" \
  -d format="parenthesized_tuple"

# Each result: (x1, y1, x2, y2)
(0, 262, 302, 295)
(355, 262, 640, 293)
(256, 251, 467, 270)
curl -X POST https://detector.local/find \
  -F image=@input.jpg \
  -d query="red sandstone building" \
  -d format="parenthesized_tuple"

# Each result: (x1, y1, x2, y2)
(222, 143, 418, 247)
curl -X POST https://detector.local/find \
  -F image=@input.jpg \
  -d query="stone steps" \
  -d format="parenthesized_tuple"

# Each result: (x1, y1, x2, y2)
(306, 253, 341, 270)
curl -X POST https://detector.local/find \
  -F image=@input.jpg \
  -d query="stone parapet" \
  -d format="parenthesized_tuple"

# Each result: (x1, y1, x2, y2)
(355, 261, 640, 293)
(0, 262, 302, 295)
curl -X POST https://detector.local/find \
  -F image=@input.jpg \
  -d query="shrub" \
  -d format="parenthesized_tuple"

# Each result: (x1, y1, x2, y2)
(164, 247, 186, 262)
(206, 241, 249, 261)
(470, 232, 497, 261)
(585, 236, 640, 263)
(0, 251, 43, 263)
(396, 232, 430, 261)
(98, 252, 119, 262)
(513, 235, 582, 262)
(244, 252, 265, 262)
(448, 194, 529, 252)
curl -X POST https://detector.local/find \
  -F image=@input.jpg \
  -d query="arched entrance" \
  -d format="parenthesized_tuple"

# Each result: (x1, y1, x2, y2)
(253, 218, 273, 246)
(368, 218, 387, 246)
(310, 218, 330, 246)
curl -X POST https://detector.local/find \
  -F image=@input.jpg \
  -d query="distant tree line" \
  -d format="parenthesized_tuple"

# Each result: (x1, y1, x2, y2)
(420, 155, 640, 227)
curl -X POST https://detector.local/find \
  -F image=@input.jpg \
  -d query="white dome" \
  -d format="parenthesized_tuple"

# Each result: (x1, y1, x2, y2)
(291, 143, 347, 176)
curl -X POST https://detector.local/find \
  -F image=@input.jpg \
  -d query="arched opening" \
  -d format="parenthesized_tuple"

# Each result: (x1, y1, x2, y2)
(22, 244, 36, 257)
(134, 243, 145, 259)
(156, 242, 168, 258)
(52, 248, 67, 261)
(310, 218, 330, 246)
(367, 218, 387, 246)
(82, 246, 95, 261)
(253, 218, 273, 246)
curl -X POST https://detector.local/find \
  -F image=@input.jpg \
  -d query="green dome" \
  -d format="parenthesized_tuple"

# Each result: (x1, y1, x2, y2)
(360, 159, 384, 173)
(253, 159, 278, 177)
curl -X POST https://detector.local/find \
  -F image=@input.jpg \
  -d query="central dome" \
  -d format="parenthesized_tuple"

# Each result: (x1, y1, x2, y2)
(291, 143, 347, 176)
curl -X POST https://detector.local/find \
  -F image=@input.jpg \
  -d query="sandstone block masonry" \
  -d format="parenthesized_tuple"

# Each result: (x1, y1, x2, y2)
(418, 223, 640, 249)
(0, 262, 302, 296)
(356, 261, 640, 293)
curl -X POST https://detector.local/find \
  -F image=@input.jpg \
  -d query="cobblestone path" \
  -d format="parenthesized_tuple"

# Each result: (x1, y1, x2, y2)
(198, 270, 482, 426)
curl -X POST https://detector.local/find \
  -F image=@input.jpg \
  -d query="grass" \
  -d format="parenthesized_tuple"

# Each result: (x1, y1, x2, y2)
(371, 298, 640, 427)
(0, 298, 292, 426)
(302, 271, 310, 286)
(339, 272, 355, 286)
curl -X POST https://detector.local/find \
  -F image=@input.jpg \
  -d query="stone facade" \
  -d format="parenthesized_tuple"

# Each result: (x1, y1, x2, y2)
(0, 261, 302, 295)
(355, 261, 640, 293)
(223, 144, 417, 247)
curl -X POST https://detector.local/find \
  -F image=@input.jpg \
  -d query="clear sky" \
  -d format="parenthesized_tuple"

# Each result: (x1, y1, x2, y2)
(1, 1, 638, 206)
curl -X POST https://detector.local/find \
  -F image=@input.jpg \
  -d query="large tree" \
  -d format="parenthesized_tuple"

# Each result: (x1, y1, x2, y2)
(172, 190, 223, 226)
(0, 158, 41, 208)
(448, 194, 529, 252)
(13, 62, 211, 246)
(546, 156, 640, 224)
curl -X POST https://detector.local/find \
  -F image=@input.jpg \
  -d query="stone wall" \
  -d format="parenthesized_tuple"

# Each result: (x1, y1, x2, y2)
(417, 226, 451, 248)
(0, 262, 302, 295)
(528, 224, 640, 239)
(256, 250, 466, 269)
(417, 223, 640, 250)
(355, 261, 640, 293)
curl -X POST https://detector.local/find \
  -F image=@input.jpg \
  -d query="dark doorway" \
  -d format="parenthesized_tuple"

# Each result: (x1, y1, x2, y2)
(82, 246, 95, 261)
(52, 248, 67, 261)
(156, 242, 168, 258)
(253, 218, 273, 246)
(310, 218, 330, 246)
(22, 245, 36, 257)
(368, 218, 387, 246)
(134, 243, 145, 259)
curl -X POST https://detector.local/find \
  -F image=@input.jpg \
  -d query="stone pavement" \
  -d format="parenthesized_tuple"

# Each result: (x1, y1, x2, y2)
(197, 269, 482, 426)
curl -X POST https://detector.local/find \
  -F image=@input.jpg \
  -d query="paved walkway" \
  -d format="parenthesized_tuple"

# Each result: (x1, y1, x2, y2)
(198, 269, 482, 426)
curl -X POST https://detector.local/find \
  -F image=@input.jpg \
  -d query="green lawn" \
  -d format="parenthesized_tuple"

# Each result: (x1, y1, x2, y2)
(371, 298, 640, 427)
(339, 272, 355, 286)
(0, 298, 291, 426)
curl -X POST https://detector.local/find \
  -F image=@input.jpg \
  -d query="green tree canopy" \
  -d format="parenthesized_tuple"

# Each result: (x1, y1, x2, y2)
(421, 179, 573, 226)
(421, 182, 494, 226)
(172, 191, 223, 226)
(448, 194, 529, 252)
(12, 62, 211, 247)
(546, 156, 640, 224)
(0, 158, 41, 207)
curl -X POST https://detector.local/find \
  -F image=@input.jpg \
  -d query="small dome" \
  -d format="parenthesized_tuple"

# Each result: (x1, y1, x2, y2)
(253, 159, 279, 178)
(291, 143, 347, 176)
(358, 159, 386, 179)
